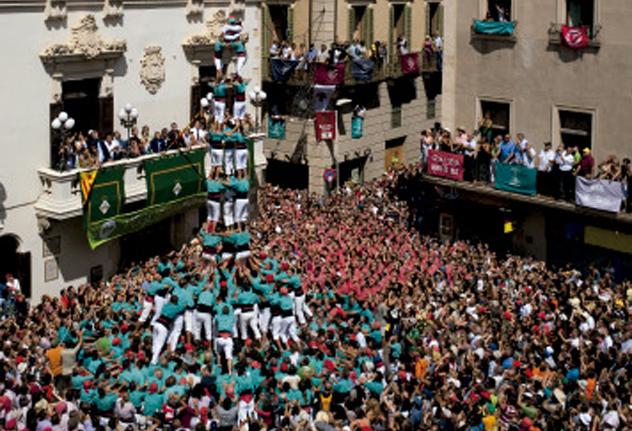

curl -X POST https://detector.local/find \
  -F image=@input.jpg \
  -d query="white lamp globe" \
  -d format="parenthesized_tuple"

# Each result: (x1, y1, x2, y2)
(125, 103, 133, 112)
(260, 91, 267, 100)
(200, 98, 209, 108)
(253, 86, 261, 94)
(131, 108, 139, 119)
(64, 118, 75, 130)
(58, 112, 68, 122)
(206, 92, 214, 101)
(118, 108, 127, 120)
(249, 91, 257, 101)
(51, 118, 62, 129)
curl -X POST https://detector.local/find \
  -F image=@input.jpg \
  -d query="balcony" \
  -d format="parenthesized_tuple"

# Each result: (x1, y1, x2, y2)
(471, 19, 518, 43)
(262, 52, 438, 87)
(547, 23, 601, 49)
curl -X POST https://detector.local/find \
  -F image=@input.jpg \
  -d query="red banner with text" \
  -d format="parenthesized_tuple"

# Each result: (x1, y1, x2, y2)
(315, 111, 336, 141)
(427, 150, 464, 181)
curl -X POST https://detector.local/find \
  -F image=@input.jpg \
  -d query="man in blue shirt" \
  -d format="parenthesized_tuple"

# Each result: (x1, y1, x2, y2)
(498, 134, 516, 163)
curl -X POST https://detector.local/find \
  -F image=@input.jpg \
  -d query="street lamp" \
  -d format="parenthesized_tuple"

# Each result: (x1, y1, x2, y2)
(118, 103, 139, 140)
(51, 111, 75, 170)
(248, 86, 267, 132)
(200, 92, 214, 119)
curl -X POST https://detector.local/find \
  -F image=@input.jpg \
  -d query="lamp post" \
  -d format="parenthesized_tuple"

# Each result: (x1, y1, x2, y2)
(248, 86, 267, 132)
(200, 92, 214, 120)
(118, 103, 139, 140)
(51, 111, 75, 170)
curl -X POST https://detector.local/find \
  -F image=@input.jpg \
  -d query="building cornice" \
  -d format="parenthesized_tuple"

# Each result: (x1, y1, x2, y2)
(0, 0, 238, 12)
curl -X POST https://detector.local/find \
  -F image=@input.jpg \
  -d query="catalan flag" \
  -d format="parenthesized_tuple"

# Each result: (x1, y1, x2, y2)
(80, 170, 98, 206)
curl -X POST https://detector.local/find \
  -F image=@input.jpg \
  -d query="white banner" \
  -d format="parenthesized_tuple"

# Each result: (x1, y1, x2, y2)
(313, 84, 336, 112)
(575, 177, 626, 213)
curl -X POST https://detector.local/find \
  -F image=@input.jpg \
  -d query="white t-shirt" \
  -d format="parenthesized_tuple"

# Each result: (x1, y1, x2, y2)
(538, 149, 556, 172)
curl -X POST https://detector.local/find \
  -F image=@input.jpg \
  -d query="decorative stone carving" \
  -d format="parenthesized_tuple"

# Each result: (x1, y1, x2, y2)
(100, 69, 115, 98)
(183, 9, 249, 48)
(41, 15, 126, 63)
(45, 0, 66, 21)
(140, 46, 166, 95)
(103, 0, 124, 20)
(186, 0, 204, 19)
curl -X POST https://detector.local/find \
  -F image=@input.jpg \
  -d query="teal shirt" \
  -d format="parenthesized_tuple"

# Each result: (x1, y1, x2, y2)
(143, 392, 164, 416)
(129, 390, 146, 409)
(198, 290, 215, 307)
(364, 380, 384, 395)
(215, 313, 236, 333)
(235, 373, 255, 395)
(201, 232, 222, 248)
(147, 280, 163, 296)
(279, 295, 294, 312)
(230, 231, 250, 247)
(95, 392, 117, 412)
(161, 302, 184, 320)
(206, 179, 225, 194)
(213, 83, 228, 98)
(333, 378, 353, 394)
(237, 290, 259, 306)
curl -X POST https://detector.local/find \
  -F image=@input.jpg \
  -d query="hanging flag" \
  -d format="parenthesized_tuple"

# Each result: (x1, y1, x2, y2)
(561, 25, 589, 49)
(268, 117, 286, 140)
(351, 59, 375, 81)
(315, 111, 336, 141)
(313, 84, 336, 112)
(80, 170, 98, 206)
(400, 53, 420, 75)
(351, 116, 364, 139)
(473, 20, 516, 36)
(314, 63, 345, 85)
(270, 59, 299, 82)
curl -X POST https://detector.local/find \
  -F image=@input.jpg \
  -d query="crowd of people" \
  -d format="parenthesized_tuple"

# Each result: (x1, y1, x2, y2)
(420, 119, 632, 211)
(0, 163, 631, 431)
(268, 32, 443, 75)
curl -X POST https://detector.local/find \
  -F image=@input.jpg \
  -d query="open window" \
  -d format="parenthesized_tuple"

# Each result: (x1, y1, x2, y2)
(559, 109, 592, 151)
(566, 0, 594, 28)
(487, 0, 512, 21)
(348, 5, 374, 45)
(427, 2, 444, 37)
(480, 100, 510, 137)
(269, 5, 290, 42)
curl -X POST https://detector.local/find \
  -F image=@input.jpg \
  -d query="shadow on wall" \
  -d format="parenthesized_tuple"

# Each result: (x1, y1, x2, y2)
(0, 182, 6, 226)
(545, 44, 599, 63)
(469, 38, 517, 54)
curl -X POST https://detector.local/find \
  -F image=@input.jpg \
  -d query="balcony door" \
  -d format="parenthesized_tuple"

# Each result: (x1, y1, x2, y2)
(0, 234, 31, 299)
(62, 78, 102, 136)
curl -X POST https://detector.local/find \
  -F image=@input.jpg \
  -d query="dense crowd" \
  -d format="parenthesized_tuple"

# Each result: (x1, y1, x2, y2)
(420, 121, 632, 211)
(0, 166, 631, 431)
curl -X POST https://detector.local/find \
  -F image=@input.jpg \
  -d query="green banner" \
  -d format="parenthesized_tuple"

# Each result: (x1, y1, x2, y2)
(86, 194, 206, 249)
(84, 166, 125, 225)
(144, 149, 205, 205)
(473, 20, 516, 36)
(494, 162, 537, 196)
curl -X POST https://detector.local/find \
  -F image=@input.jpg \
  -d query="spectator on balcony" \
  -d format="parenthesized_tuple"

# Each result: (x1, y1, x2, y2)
(596, 155, 619, 180)
(317, 44, 329, 63)
(396, 35, 408, 56)
(423, 35, 434, 66)
(190, 119, 207, 144)
(104, 133, 123, 161)
(433, 32, 443, 70)
(462, 132, 478, 181)
(57, 134, 77, 171)
(347, 39, 363, 61)
(537, 141, 556, 196)
(520, 140, 536, 168)
(576, 147, 595, 178)
(306, 43, 318, 64)
(78, 146, 97, 168)
(478, 112, 494, 144)
(476, 136, 493, 183)
(281, 41, 293, 60)
(150, 131, 167, 153)
(556, 144, 576, 200)
(497, 134, 517, 163)
(269, 39, 281, 58)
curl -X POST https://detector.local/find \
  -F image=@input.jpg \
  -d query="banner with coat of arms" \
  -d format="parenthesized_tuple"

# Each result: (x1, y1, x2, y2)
(144, 149, 205, 205)
(494, 162, 537, 196)
(313, 63, 345, 85)
(561, 25, 590, 49)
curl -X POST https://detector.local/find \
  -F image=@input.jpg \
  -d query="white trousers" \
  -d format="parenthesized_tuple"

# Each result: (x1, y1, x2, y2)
(139, 299, 153, 323)
(271, 316, 283, 341)
(223, 199, 235, 227)
(236, 250, 251, 261)
(281, 315, 299, 344)
(167, 315, 184, 351)
(239, 308, 261, 340)
(236, 55, 247, 76)
(224, 149, 235, 176)
(215, 336, 234, 360)
(294, 294, 312, 325)
(194, 311, 213, 341)
(151, 296, 167, 325)
(214, 100, 226, 124)
(238, 399, 257, 423)
(233, 101, 247, 120)
(259, 308, 271, 334)
(207, 200, 221, 222)
(235, 198, 249, 223)
(151, 321, 169, 365)
(214, 57, 223, 71)
(211, 149, 224, 167)
(184, 310, 194, 333)
(236, 149, 248, 171)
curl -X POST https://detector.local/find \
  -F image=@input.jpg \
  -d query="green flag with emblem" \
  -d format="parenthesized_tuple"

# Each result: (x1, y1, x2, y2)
(144, 149, 205, 205)
(83, 165, 125, 225)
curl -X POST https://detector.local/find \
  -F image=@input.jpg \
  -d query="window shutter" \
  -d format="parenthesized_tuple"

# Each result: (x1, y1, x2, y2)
(388, 5, 394, 61)
(365, 7, 374, 45)
(404, 4, 412, 45)
(262, 5, 270, 56)
(437, 3, 444, 36)
(17, 252, 31, 299)
(190, 84, 202, 122)
(98, 96, 114, 135)
(348, 7, 356, 41)
(425, 2, 431, 36)
(287, 6, 294, 42)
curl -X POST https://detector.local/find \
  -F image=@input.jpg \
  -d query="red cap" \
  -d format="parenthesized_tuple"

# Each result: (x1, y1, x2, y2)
(220, 280, 228, 287)
(112, 337, 122, 346)
(266, 274, 274, 282)
(83, 380, 92, 390)
(280, 362, 288, 372)
(281, 262, 289, 270)
(503, 311, 512, 320)
(149, 383, 158, 393)
(323, 359, 335, 372)
(184, 343, 194, 352)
